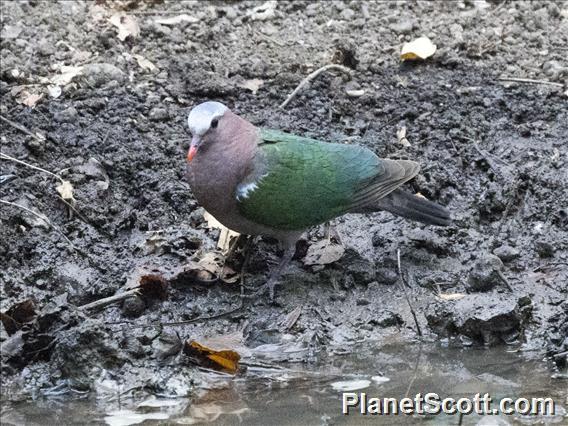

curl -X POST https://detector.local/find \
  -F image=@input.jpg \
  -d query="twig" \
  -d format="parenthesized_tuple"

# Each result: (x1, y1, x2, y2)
(498, 77, 564, 88)
(160, 301, 244, 327)
(397, 249, 423, 337)
(279, 64, 353, 109)
(0, 115, 46, 141)
(533, 262, 568, 272)
(78, 289, 140, 311)
(0, 199, 76, 250)
(0, 152, 63, 184)
(496, 270, 514, 292)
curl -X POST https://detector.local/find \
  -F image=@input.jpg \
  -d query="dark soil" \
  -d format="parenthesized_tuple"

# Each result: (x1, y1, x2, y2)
(1, 0, 567, 401)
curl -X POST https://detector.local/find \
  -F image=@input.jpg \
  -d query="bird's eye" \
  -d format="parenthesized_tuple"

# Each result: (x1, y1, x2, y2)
(211, 118, 219, 129)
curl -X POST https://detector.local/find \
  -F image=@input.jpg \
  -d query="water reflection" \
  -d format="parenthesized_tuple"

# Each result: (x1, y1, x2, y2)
(1, 341, 566, 425)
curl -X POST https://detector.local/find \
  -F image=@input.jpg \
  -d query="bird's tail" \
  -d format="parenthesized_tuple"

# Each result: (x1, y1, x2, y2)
(375, 189, 451, 226)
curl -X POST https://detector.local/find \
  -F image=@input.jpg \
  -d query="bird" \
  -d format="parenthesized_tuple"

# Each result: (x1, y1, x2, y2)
(185, 101, 451, 300)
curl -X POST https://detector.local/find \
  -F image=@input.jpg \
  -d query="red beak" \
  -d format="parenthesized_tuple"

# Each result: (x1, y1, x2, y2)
(187, 135, 201, 162)
(187, 145, 198, 162)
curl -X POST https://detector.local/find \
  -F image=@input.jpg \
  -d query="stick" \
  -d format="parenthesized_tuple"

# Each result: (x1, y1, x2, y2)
(0, 199, 76, 250)
(0, 115, 46, 141)
(397, 249, 423, 337)
(496, 270, 514, 292)
(78, 289, 140, 311)
(279, 64, 353, 109)
(498, 77, 563, 88)
(0, 152, 63, 184)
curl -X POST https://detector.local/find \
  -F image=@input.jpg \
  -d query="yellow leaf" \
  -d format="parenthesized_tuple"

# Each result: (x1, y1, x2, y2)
(203, 211, 240, 253)
(401, 36, 437, 61)
(184, 340, 241, 374)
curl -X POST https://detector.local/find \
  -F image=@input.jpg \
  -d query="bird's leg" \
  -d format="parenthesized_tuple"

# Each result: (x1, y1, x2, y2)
(249, 244, 296, 302)
(266, 245, 296, 301)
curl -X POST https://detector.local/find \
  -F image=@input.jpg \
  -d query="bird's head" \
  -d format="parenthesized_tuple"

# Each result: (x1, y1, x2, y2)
(186, 101, 229, 162)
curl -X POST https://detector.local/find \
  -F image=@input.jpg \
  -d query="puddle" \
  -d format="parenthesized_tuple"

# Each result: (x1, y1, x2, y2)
(2, 342, 566, 425)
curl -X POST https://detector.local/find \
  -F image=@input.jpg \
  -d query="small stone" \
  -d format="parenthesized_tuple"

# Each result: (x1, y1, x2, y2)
(467, 255, 504, 292)
(149, 107, 169, 121)
(82, 63, 125, 87)
(54, 106, 78, 124)
(372, 232, 387, 247)
(389, 20, 415, 34)
(122, 295, 146, 318)
(356, 298, 370, 306)
(535, 241, 554, 258)
(340, 249, 376, 284)
(492, 245, 520, 262)
(340, 8, 356, 20)
(369, 311, 402, 328)
(376, 268, 399, 285)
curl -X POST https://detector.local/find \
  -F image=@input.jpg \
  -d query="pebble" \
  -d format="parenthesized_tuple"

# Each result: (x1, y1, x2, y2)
(492, 244, 520, 262)
(375, 268, 399, 285)
(467, 255, 504, 292)
(389, 20, 415, 34)
(122, 296, 146, 318)
(82, 63, 125, 87)
(149, 107, 169, 121)
(54, 106, 78, 124)
(535, 241, 555, 258)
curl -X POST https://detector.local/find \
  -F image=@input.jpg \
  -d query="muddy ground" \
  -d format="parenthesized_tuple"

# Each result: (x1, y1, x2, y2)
(1, 0, 567, 402)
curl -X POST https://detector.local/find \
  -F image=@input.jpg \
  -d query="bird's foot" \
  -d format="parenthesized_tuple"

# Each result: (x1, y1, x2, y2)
(243, 277, 280, 303)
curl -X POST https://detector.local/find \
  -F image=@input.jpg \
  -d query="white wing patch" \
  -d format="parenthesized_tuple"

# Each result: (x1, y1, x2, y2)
(236, 173, 269, 202)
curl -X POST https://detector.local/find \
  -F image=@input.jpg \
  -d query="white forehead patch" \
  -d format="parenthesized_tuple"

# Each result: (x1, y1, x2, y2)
(187, 101, 228, 136)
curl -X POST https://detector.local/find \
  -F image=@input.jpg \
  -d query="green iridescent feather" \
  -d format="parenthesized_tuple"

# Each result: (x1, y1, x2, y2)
(236, 129, 413, 231)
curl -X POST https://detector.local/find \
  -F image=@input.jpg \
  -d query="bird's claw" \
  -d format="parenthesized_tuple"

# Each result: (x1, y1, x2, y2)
(243, 278, 280, 303)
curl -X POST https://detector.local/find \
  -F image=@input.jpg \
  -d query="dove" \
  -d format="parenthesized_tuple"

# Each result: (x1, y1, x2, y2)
(186, 101, 450, 299)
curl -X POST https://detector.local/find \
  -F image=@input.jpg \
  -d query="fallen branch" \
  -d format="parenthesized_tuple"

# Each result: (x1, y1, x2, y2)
(279, 64, 353, 109)
(0, 115, 46, 141)
(397, 249, 423, 337)
(78, 289, 140, 311)
(0, 199, 76, 251)
(498, 77, 563, 88)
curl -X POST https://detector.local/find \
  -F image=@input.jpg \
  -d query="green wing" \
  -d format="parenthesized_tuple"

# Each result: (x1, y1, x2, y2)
(236, 129, 419, 231)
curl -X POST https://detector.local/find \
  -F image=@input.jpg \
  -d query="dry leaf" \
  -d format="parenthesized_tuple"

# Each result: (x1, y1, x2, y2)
(1, 299, 36, 335)
(109, 13, 140, 41)
(438, 293, 466, 301)
(56, 180, 75, 203)
(303, 239, 345, 266)
(238, 79, 264, 94)
(203, 211, 240, 253)
(184, 340, 241, 374)
(401, 36, 437, 61)
(155, 14, 199, 26)
(181, 252, 239, 284)
(17, 91, 43, 108)
(50, 65, 83, 86)
(279, 306, 302, 331)
(133, 54, 157, 72)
